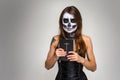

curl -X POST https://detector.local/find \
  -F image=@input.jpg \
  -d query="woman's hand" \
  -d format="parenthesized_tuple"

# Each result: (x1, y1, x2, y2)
(55, 48, 67, 58)
(67, 51, 85, 63)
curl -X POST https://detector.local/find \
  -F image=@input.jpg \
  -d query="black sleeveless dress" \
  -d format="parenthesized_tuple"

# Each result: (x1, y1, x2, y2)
(55, 54, 88, 80)
(55, 38, 88, 80)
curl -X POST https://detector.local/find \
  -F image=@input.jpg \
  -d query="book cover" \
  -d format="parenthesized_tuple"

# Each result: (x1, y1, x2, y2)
(59, 39, 73, 61)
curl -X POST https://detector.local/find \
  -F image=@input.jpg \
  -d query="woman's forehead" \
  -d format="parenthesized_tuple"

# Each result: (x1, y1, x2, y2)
(63, 12, 74, 19)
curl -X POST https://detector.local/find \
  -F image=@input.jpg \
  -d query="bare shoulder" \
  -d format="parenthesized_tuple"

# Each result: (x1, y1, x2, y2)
(53, 35, 59, 41)
(51, 35, 59, 48)
(82, 34, 91, 41)
(82, 34, 92, 47)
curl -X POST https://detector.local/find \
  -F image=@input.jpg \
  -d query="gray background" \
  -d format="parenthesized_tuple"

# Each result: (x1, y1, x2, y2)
(0, 0, 120, 80)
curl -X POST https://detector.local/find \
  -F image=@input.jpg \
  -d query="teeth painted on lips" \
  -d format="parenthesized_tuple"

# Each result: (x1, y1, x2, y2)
(67, 28, 71, 31)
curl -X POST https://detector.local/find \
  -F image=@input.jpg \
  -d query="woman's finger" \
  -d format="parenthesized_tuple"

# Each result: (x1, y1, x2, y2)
(58, 48, 64, 51)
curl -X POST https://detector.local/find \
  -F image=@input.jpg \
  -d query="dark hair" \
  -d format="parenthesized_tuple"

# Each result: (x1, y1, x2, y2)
(59, 6, 87, 54)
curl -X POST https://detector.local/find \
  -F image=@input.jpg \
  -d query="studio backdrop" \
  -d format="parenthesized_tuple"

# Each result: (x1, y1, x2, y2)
(0, 0, 120, 80)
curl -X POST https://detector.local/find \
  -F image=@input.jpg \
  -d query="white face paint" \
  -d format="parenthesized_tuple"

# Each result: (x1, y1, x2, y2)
(62, 12, 77, 33)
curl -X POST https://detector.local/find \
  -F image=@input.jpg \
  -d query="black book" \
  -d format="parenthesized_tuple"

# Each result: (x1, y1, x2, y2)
(59, 39, 74, 61)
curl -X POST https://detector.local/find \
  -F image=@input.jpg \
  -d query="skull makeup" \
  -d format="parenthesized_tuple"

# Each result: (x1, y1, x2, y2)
(62, 12, 77, 33)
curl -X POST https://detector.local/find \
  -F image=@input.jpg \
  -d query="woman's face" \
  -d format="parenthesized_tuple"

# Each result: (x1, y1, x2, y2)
(62, 12, 77, 33)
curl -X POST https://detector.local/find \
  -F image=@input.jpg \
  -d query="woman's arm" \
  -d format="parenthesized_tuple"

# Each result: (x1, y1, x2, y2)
(45, 37, 59, 70)
(82, 36, 97, 72)
(67, 36, 97, 72)
(45, 35, 66, 70)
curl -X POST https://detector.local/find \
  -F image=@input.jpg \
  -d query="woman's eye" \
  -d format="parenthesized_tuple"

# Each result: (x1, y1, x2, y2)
(63, 18, 69, 23)
(71, 19, 75, 23)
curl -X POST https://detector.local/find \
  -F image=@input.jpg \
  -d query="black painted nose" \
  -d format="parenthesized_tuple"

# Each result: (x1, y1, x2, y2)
(68, 23, 71, 27)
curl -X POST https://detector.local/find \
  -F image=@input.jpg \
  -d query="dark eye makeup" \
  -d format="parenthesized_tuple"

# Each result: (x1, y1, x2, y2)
(63, 18, 76, 23)
(71, 19, 75, 23)
(63, 18, 69, 23)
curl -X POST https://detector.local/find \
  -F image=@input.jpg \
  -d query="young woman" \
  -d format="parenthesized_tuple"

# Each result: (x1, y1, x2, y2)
(45, 6, 97, 80)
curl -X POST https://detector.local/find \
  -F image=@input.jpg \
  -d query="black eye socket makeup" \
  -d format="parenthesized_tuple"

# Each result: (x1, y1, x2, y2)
(71, 19, 76, 23)
(63, 18, 69, 23)
(63, 18, 76, 23)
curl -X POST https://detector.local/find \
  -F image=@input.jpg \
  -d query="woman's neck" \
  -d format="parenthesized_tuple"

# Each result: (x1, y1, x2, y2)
(66, 32, 75, 39)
